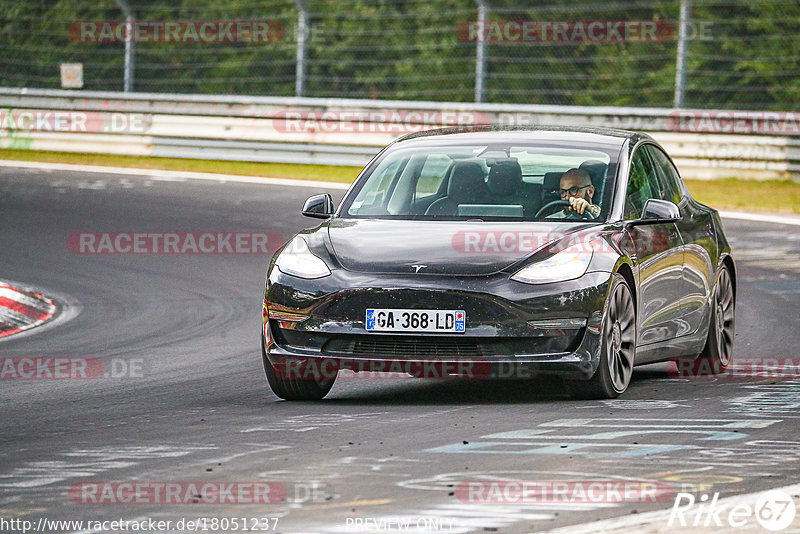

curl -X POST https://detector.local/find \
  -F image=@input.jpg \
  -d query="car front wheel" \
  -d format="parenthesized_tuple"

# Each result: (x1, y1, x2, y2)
(261, 335, 336, 400)
(566, 273, 636, 399)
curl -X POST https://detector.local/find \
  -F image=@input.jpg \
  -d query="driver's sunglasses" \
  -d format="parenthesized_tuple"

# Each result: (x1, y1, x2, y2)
(559, 184, 591, 197)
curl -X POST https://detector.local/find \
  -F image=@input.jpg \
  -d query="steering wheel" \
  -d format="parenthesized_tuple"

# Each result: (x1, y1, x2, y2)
(535, 199, 596, 220)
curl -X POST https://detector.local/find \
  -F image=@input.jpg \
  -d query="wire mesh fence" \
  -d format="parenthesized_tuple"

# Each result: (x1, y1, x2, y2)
(2, 0, 799, 110)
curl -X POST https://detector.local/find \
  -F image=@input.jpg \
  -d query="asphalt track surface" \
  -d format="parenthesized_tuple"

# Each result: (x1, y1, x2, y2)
(1, 165, 799, 534)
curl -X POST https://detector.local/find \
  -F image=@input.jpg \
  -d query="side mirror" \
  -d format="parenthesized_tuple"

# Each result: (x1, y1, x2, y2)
(626, 199, 681, 226)
(302, 194, 335, 219)
(641, 198, 680, 221)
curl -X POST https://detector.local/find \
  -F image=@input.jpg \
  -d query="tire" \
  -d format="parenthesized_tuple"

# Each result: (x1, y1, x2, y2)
(261, 334, 336, 400)
(696, 265, 735, 374)
(565, 273, 636, 399)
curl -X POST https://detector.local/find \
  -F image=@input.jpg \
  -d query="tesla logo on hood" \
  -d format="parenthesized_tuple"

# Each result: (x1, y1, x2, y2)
(411, 264, 427, 273)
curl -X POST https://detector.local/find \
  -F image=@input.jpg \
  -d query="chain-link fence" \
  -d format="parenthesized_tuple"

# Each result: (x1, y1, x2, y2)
(2, 0, 799, 109)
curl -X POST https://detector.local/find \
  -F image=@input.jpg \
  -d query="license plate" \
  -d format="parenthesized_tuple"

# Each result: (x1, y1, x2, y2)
(365, 309, 466, 333)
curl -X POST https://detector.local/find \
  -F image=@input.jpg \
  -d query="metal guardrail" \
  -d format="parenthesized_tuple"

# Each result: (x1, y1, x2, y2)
(1, 88, 798, 180)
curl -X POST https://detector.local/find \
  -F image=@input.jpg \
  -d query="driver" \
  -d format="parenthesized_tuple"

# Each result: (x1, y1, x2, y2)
(550, 168, 601, 218)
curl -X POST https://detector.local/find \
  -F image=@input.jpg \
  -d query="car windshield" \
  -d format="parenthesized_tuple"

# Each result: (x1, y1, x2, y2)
(341, 142, 618, 221)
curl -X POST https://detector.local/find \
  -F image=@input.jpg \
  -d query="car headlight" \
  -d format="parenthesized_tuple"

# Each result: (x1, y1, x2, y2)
(276, 236, 331, 279)
(511, 244, 593, 284)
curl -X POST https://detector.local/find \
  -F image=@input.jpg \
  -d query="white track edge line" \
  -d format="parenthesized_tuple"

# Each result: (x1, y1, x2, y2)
(2, 160, 799, 222)
(0, 159, 352, 190)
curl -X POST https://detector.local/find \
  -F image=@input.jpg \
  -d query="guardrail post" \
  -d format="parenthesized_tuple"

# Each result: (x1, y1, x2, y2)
(673, 0, 691, 108)
(474, 0, 488, 103)
(294, 0, 309, 97)
(114, 0, 135, 92)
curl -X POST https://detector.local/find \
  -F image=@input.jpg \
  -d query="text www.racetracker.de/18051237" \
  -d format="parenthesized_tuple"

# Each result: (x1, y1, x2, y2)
(0, 516, 280, 533)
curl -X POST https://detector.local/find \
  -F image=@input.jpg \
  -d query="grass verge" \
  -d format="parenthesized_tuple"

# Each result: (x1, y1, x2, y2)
(0, 149, 361, 184)
(684, 178, 800, 214)
(1, 149, 799, 213)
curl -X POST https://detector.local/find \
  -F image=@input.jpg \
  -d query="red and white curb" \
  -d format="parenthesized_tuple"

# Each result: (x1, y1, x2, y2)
(0, 281, 58, 339)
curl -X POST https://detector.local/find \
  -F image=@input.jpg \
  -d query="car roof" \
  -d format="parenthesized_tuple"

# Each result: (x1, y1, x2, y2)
(394, 125, 653, 148)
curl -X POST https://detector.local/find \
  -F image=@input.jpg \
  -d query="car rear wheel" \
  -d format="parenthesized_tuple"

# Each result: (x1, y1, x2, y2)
(697, 265, 735, 374)
(261, 335, 336, 400)
(565, 273, 636, 399)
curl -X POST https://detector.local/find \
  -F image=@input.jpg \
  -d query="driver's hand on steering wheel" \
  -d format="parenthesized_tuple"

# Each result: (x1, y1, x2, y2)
(568, 197, 600, 217)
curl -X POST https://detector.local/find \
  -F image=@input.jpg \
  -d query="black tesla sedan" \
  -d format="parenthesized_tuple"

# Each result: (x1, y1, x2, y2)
(261, 127, 735, 400)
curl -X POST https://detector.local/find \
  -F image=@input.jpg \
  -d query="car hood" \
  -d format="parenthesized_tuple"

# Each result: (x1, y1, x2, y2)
(326, 218, 595, 276)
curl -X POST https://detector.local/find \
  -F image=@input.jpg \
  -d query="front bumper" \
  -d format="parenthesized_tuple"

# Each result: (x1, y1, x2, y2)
(263, 268, 613, 380)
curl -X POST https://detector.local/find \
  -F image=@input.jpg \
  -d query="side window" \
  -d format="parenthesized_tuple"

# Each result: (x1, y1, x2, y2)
(415, 154, 452, 199)
(624, 148, 661, 220)
(363, 159, 402, 208)
(646, 145, 684, 205)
